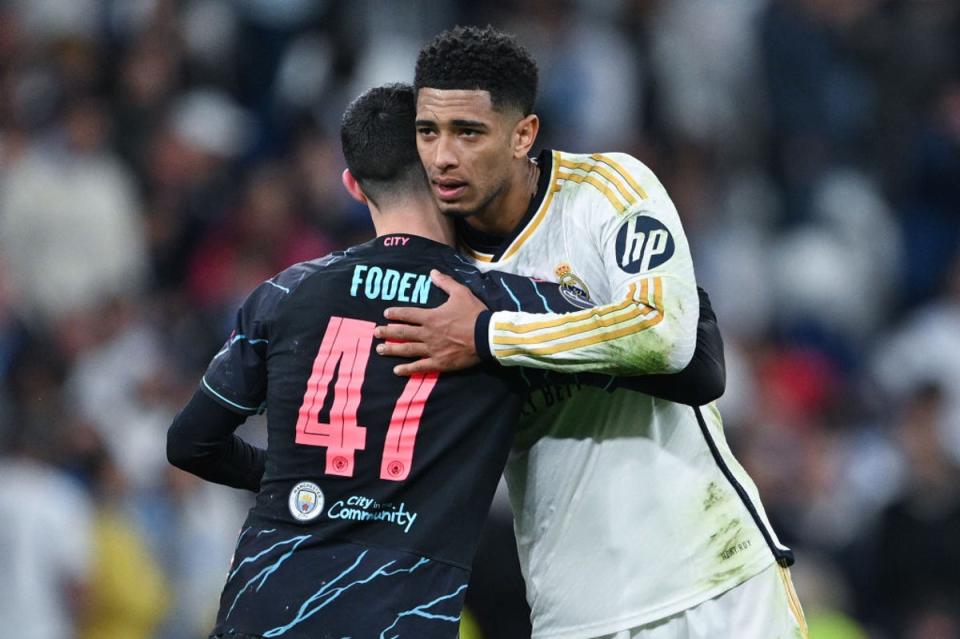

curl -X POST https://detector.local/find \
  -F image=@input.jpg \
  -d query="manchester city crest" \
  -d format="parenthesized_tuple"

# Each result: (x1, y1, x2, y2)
(555, 263, 594, 309)
(288, 481, 325, 522)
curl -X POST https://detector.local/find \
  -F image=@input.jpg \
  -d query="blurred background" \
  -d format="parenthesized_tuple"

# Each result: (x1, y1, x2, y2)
(0, 0, 958, 637)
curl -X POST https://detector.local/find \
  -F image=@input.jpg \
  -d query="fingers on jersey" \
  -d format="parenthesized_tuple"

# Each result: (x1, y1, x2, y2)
(428, 269, 461, 293)
(376, 339, 430, 359)
(378, 269, 487, 375)
(383, 306, 431, 324)
(375, 323, 427, 344)
(392, 357, 444, 376)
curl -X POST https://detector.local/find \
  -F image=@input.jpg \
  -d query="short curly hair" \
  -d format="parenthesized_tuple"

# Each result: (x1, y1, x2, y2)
(340, 83, 425, 205)
(415, 25, 539, 115)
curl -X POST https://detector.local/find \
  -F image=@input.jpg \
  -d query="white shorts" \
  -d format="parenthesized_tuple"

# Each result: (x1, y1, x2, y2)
(595, 563, 808, 639)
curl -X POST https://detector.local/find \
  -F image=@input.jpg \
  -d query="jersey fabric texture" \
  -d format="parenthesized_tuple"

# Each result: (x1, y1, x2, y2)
(213, 526, 469, 639)
(595, 565, 808, 639)
(463, 150, 794, 639)
(201, 234, 605, 638)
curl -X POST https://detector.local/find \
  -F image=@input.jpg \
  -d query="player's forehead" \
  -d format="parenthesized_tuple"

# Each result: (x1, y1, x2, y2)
(415, 88, 498, 124)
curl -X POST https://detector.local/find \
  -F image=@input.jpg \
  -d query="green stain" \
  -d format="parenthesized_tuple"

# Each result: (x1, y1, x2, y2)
(703, 481, 727, 511)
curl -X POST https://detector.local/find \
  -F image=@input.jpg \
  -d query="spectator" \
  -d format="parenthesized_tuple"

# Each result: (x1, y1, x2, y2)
(862, 383, 960, 636)
(0, 407, 93, 639)
(76, 437, 170, 639)
(0, 96, 147, 323)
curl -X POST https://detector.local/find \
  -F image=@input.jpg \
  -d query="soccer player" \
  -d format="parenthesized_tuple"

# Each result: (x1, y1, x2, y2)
(166, 84, 725, 639)
(377, 27, 808, 639)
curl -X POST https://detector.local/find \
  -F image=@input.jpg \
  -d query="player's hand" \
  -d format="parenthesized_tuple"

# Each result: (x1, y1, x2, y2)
(375, 270, 487, 375)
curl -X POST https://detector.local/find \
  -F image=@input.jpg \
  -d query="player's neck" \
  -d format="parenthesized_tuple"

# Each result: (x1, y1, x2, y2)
(464, 157, 539, 237)
(372, 196, 457, 247)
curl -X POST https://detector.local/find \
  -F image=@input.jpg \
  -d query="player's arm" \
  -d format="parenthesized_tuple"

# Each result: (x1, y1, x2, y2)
(525, 286, 723, 405)
(469, 269, 723, 405)
(167, 278, 281, 491)
(167, 389, 265, 491)
(481, 164, 699, 375)
(607, 286, 724, 404)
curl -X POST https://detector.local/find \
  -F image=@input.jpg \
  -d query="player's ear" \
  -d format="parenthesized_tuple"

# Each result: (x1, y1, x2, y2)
(341, 169, 368, 204)
(512, 114, 539, 159)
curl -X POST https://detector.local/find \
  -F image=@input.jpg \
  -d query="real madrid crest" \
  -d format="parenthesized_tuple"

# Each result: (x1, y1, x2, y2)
(555, 263, 594, 309)
(288, 481, 325, 522)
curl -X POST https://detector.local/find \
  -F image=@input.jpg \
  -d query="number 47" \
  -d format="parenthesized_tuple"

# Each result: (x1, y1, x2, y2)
(294, 316, 438, 482)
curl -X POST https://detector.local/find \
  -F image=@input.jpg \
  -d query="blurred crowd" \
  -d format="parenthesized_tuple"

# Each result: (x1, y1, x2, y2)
(0, 1, 958, 638)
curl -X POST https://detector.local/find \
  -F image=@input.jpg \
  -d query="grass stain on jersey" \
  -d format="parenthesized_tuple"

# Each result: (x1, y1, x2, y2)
(703, 481, 728, 511)
(708, 518, 740, 545)
(611, 330, 672, 374)
(706, 565, 748, 587)
(706, 518, 751, 587)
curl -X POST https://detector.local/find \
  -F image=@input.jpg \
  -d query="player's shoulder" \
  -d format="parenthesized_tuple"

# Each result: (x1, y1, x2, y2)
(241, 249, 354, 319)
(268, 250, 351, 293)
(552, 150, 666, 218)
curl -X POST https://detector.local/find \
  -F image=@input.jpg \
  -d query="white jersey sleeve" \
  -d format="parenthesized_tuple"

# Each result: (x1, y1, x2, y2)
(482, 153, 699, 374)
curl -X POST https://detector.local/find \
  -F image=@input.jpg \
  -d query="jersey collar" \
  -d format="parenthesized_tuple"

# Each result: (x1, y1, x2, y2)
(458, 149, 557, 263)
(372, 233, 458, 254)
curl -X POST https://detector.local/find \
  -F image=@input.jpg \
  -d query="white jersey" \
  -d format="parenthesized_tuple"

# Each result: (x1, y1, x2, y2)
(463, 150, 791, 638)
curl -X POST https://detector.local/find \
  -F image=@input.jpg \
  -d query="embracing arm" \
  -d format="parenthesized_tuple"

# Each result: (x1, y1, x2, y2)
(377, 155, 705, 382)
(610, 286, 724, 405)
(167, 389, 265, 491)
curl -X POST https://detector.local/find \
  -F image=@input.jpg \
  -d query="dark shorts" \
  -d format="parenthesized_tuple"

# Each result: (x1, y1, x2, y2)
(211, 524, 469, 639)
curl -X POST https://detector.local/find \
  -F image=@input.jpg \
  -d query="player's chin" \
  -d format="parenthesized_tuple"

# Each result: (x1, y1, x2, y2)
(438, 203, 477, 219)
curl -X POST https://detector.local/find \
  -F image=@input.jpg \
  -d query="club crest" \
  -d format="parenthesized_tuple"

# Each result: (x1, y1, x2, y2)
(555, 263, 594, 309)
(288, 481, 325, 522)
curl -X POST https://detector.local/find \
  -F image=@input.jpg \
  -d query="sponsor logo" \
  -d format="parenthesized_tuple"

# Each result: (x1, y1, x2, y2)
(555, 263, 594, 309)
(288, 481, 325, 522)
(326, 494, 419, 533)
(614, 216, 674, 274)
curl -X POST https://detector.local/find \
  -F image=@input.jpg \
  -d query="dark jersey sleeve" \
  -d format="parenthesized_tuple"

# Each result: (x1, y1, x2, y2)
(169, 274, 291, 490)
(201, 279, 287, 415)
(167, 389, 265, 491)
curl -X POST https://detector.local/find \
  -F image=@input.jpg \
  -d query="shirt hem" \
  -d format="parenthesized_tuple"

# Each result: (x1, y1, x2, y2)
(529, 555, 775, 639)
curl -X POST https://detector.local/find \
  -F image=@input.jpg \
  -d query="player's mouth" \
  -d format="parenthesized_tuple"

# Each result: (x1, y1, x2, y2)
(433, 178, 468, 201)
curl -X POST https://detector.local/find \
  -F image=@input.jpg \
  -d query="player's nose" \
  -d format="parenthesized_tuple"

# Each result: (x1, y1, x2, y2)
(432, 133, 459, 171)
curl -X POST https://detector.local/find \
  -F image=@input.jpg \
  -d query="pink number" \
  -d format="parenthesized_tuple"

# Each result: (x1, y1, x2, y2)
(380, 372, 439, 481)
(295, 316, 373, 476)
(294, 316, 439, 481)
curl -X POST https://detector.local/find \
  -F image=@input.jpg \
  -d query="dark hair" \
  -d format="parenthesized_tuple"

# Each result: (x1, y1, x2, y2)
(415, 25, 538, 115)
(340, 83, 426, 205)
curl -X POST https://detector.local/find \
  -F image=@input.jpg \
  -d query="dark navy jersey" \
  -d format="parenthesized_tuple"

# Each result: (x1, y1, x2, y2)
(201, 234, 598, 638)
(213, 525, 472, 639)
(202, 234, 582, 569)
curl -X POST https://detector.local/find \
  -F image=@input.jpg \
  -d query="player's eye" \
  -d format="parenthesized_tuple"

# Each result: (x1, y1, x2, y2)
(417, 127, 437, 138)
(459, 129, 480, 138)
